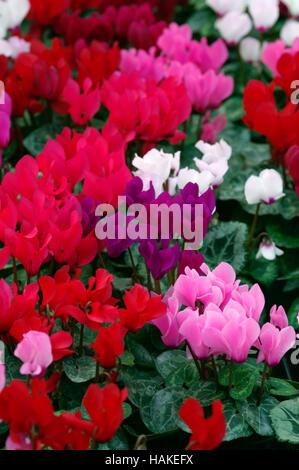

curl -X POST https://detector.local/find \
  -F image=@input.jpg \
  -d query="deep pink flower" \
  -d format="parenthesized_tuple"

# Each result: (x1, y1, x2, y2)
(270, 305, 289, 330)
(14, 331, 53, 377)
(62, 78, 101, 127)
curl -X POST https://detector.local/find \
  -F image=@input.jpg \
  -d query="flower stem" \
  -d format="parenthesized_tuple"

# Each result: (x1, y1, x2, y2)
(154, 279, 161, 295)
(12, 256, 18, 286)
(146, 266, 153, 294)
(185, 340, 202, 380)
(211, 356, 219, 387)
(79, 324, 85, 356)
(128, 247, 140, 283)
(258, 362, 268, 405)
(247, 203, 261, 247)
(228, 360, 234, 393)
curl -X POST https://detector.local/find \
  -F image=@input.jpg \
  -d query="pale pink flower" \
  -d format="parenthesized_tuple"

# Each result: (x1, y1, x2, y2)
(14, 331, 53, 377)
(257, 323, 296, 366)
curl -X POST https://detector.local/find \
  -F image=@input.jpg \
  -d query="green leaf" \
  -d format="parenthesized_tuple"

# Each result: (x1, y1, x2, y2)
(122, 403, 132, 420)
(187, 9, 216, 36)
(120, 351, 135, 367)
(236, 396, 279, 436)
(270, 378, 299, 397)
(165, 361, 198, 388)
(142, 387, 185, 434)
(97, 428, 129, 450)
(270, 399, 299, 444)
(222, 400, 253, 442)
(288, 297, 299, 330)
(126, 338, 155, 368)
(279, 190, 299, 220)
(202, 221, 248, 273)
(266, 220, 299, 249)
(63, 355, 96, 383)
(5, 355, 24, 384)
(127, 379, 162, 408)
(245, 258, 279, 286)
(219, 363, 260, 400)
(155, 350, 188, 379)
(187, 380, 226, 406)
(23, 123, 64, 156)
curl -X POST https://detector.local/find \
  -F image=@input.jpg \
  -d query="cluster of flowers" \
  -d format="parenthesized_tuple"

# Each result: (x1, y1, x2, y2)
(120, 22, 233, 125)
(0, 124, 132, 277)
(152, 261, 296, 368)
(207, 0, 299, 52)
(243, 37, 299, 196)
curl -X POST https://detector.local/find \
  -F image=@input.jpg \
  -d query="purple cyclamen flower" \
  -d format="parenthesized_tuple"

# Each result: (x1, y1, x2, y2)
(139, 239, 180, 280)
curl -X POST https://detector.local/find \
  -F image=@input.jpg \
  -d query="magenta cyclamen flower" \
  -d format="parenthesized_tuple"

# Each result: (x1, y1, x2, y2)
(270, 305, 289, 330)
(257, 323, 296, 367)
(14, 331, 53, 377)
(0, 92, 12, 166)
(0, 352, 5, 393)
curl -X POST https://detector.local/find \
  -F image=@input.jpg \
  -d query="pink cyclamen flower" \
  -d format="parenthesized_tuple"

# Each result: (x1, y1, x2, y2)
(6, 433, 33, 451)
(62, 78, 101, 127)
(232, 283, 265, 322)
(174, 262, 238, 310)
(14, 331, 53, 377)
(257, 323, 296, 367)
(261, 38, 299, 76)
(270, 305, 289, 330)
(150, 289, 185, 348)
(202, 300, 261, 363)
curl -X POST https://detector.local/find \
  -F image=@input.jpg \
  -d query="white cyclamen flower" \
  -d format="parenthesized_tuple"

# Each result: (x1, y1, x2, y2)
(195, 139, 232, 161)
(281, 20, 299, 46)
(0, 36, 30, 59)
(206, 0, 247, 16)
(244, 169, 285, 205)
(240, 37, 264, 63)
(248, 0, 279, 31)
(0, 0, 30, 38)
(281, 0, 299, 18)
(256, 240, 284, 260)
(177, 168, 214, 194)
(215, 12, 252, 45)
(132, 148, 181, 197)
(194, 139, 231, 187)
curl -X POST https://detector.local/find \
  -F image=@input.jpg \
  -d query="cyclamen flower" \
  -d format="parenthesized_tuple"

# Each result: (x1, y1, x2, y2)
(261, 38, 299, 77)
(281, 20, 299, 46)
(281, 0, 299, 17)
(0, 37, 30, 59)
(0, 92, 12, 165)
(132, 148, 180, 196)
(270, 305, 289, 330)
(202, 300, 261, 363)
(0, 0, 30, 38)
(257, 323, 296, 367)
(0, 352, 4, 393)
(139, 239, 181, 281)
(150, 292, 185, 348)
(240, 37, 264, 63)
(174, 262, 237, 311)
(215, 12, 252, 45)
(118, 284, 166, 332)
(14, 331, 53, 377)
(177, 251, 204, 277)
(285, 146, 299, 197)
(179, 399, 226, 450)
(194, 139, 231, 187)
(256, 240, 284, 260)
(90, 323, 126, 369)
(244, 169, 285, 205)
(62, 78, 101, 127)
(206, 0, 247, 16)
(248, 0, 279, 32)
(177, 168, 214, 194)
